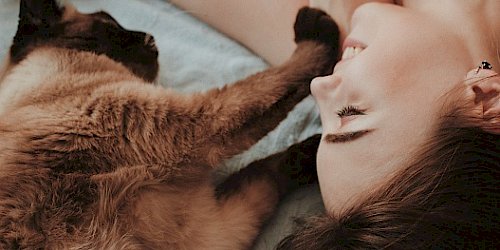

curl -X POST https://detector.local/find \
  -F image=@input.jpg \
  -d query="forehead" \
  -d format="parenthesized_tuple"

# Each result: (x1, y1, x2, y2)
(62, 8, 113, 28)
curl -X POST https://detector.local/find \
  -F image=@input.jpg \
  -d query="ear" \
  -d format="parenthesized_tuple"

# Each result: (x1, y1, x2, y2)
(470, 75, 500, 116)
(19, 0, 64, 28)
(466, 70, 500, 133)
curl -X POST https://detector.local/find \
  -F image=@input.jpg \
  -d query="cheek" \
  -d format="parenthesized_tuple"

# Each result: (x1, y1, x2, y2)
(316, 142, 339, 210)
(316, 141, 375, 212)
(356, 50, 410, 96)
(316, 142, 332, 180)
(316, 137, 402, 213)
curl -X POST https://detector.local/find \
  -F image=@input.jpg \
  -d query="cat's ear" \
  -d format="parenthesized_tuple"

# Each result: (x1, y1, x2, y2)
(465, 69, 500, 134)
(19, 0, 65, 28)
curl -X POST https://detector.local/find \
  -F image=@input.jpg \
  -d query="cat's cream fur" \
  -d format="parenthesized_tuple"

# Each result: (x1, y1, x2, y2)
(0, 1, 339, 249)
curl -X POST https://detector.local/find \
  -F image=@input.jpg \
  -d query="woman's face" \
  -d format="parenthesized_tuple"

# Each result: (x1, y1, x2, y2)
(312, 1, 499, 213)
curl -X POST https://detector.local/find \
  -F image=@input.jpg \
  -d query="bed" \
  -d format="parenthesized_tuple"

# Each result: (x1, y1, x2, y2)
(0, 0, 324, 248)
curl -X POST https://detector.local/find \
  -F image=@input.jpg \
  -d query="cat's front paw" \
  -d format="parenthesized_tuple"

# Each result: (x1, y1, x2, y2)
(294, 7, 340, 47)
(278, 134, 321, 186)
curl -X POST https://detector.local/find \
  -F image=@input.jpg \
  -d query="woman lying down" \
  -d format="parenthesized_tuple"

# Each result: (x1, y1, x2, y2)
(0, 0, 497, 248)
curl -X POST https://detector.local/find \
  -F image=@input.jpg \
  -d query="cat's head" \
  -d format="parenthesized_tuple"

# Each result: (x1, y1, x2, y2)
(10, 0, 159, 82)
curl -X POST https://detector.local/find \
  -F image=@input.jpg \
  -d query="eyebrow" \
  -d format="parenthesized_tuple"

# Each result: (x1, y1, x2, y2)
(324, 130, 373, 143)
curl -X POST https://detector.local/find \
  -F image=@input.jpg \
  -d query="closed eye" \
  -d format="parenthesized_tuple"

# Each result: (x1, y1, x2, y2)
(336, 105, 365, 117)
(61, 35, 99, 42)
(393, 0, 404, 6)
(92, 11, 120, 27)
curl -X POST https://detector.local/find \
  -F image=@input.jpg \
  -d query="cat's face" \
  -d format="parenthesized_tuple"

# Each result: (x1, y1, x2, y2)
(10, 0, 159, 82)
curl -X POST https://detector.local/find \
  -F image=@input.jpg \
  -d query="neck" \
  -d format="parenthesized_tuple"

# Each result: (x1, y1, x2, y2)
(0, 48, 137, 116)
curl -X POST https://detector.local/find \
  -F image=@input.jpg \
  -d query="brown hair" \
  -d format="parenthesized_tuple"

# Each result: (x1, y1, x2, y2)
(277, 97, 500, 249)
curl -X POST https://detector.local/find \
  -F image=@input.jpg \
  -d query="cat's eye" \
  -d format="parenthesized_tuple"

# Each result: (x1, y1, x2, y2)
(92, 11, 120, 26)
(336, 105, 365, 117)
(62, 35, 99, 42)
(393, 0, 404, 6)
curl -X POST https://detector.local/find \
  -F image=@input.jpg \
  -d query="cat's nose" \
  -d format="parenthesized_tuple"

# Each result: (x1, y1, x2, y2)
(144, 33, 157, 50)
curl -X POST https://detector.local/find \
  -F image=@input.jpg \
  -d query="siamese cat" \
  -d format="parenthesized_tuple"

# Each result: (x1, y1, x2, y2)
(0, 0, 339, 249)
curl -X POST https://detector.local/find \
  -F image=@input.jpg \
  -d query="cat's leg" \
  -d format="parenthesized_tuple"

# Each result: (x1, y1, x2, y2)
(85, 133, 319, 250)
(216, 134, 321, 200)
(192, 8, 340, 166)
(210, 134, 321, 249)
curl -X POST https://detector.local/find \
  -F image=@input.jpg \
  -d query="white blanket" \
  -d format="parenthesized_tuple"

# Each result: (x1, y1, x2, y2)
(0, 0, 324, 248)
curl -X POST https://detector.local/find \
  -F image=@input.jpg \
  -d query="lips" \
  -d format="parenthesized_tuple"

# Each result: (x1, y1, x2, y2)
(341, 38, 367, 60)
(334, 38, 367, 72)
(342, 38, 367, 51)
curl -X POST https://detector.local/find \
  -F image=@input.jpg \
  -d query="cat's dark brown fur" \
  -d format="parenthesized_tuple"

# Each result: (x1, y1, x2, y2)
(0, 1, 339, 249)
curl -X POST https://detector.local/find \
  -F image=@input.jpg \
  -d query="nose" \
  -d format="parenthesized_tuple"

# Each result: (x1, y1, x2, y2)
(144, 33, 156, 49)
(129, 31, 157, 50)
(311, 74, 341, 99)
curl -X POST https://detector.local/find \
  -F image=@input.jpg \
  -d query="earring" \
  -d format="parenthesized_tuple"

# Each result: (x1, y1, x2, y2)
(475, 60, 493, 74)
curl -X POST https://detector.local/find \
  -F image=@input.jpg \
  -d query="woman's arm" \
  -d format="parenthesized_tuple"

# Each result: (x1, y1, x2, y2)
(169, 0, 395, 66)
(169, 0, 308, 66)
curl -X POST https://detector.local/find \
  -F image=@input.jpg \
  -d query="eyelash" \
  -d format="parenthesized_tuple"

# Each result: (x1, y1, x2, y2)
(336, 105, 365, 117)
